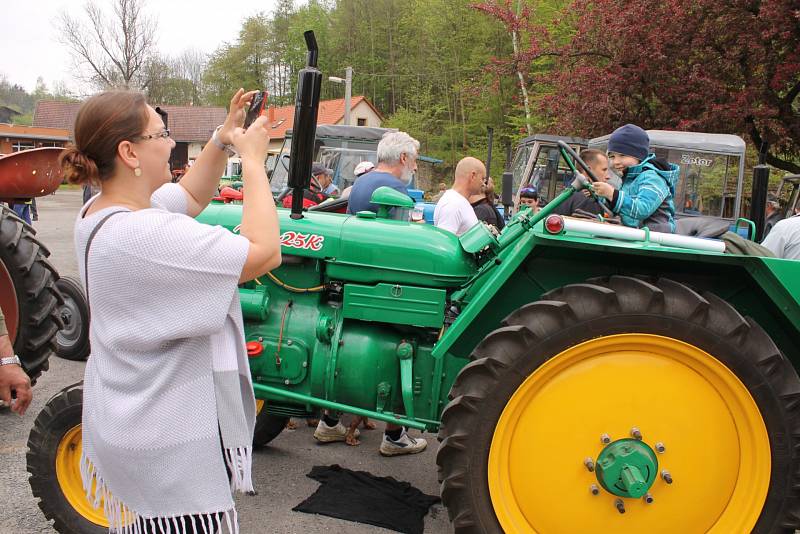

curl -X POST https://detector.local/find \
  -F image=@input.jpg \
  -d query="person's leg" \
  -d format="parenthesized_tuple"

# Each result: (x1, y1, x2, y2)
(12, 203, 31, 225)
(314, 410, 359, 443)
(136, 512, 225, 533)
(380, 423, 427, 456)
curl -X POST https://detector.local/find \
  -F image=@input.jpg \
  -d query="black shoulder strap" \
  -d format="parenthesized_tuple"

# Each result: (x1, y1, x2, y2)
(83, 210, 126, 317)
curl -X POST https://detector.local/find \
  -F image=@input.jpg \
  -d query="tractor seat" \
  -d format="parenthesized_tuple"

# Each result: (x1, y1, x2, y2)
(308, 197, 349, 213)
(675, 216, 729, 239)
(219, 186, 243, 202)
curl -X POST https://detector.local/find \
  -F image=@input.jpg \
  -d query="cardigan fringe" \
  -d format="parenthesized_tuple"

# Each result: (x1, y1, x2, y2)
(81, 454, 240, 534)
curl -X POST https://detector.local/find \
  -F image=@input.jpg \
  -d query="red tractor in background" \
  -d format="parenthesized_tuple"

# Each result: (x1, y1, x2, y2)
(0, 148, 76, 382)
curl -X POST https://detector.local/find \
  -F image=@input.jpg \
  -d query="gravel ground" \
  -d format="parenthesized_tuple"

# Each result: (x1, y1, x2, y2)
(0, 189, 451, 534)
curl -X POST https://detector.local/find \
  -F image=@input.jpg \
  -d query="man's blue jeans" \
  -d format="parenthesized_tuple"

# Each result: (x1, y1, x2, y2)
(12, 203, 32, 225)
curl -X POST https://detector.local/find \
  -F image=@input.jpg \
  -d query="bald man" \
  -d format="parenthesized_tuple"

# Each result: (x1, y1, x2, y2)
(434, 157, 485, 236)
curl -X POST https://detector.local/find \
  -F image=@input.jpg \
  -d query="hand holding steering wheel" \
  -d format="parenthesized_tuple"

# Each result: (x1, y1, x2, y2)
(556, 141, 615, 218)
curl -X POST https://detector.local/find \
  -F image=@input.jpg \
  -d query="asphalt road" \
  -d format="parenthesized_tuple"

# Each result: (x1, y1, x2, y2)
(1, 190, 451, 534)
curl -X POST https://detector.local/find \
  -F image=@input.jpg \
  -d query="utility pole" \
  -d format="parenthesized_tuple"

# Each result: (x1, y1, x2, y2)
(329, 66, 353, 126)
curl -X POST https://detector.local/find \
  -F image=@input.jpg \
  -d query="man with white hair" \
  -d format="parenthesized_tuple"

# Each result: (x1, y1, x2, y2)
(346, 131, 419, 215)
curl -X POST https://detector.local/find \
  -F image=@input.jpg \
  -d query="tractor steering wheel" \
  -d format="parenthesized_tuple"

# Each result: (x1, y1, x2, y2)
(556, 141, 615, 218)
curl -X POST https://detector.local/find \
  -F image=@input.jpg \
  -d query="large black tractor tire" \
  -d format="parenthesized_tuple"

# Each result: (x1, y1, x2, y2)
(253, 400, 288, 447)
(54, 276, 90, 361)
(0, 205, 61, 383)
(437, 275, 800, 533)
(27, 382, 107, 534)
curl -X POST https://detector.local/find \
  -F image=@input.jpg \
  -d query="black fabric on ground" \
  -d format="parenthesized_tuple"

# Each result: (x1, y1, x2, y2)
(293, 464, 441, 534)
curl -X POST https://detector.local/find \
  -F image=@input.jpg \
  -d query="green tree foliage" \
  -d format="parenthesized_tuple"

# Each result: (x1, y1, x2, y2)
(200, 0, 547, 181)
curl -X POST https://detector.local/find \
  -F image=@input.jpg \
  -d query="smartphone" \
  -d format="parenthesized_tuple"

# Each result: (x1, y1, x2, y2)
(244, 91, 268, 129)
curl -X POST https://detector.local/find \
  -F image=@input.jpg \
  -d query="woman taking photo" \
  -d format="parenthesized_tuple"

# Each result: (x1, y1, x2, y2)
(60, 89, 281, 533)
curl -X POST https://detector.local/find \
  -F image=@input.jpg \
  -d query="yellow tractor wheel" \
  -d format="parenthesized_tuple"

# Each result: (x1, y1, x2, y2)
(27, 383, 108, 534)
(437, 276, 800, 533)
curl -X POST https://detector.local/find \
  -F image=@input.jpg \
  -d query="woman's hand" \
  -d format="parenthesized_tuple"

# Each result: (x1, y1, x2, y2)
(592, 181, 615, 201)
(232, 115, 270, 163)
(217, 89, 259, 146)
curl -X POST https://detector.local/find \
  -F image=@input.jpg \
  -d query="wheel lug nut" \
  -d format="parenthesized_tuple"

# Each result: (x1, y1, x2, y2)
(643, 493, 654, 504)
(661, 470, 673, 484)
(584, 457, 595, 472)
(655, 442, 666, 453)
(600, 433, 611, 444)
(630, 427, 642, 440)
(590, 484, 599, 495)
(614, 498, 625, 514)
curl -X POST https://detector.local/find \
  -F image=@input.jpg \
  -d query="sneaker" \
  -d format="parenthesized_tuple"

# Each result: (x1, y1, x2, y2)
(379, 430, 428, 456)
(313, 420, 359, 443)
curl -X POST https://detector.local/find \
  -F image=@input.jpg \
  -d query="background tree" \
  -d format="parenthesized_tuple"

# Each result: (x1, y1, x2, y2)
(57, 0, 158, 89)
(544, 0, 800, 173)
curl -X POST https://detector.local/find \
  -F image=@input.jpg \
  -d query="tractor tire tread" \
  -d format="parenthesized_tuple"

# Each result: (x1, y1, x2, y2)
(0, 205, 61, 383)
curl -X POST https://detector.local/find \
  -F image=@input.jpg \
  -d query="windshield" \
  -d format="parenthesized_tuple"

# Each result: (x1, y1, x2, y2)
(317, 147, 377, 191)
(510, 145, 531, 194)
(515, 143, 582, 205)
(269, 139, 292, 194)
(652, 148, 742, 219)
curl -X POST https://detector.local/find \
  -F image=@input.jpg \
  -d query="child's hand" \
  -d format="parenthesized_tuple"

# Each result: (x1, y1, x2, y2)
(592, 181, 615, 200)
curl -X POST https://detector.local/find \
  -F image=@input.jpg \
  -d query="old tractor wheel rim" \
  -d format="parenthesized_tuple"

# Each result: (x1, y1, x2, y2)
(0, 259, 19, 342)
(56, 295, 81, 348)
(55, 424, 109, 527)
(488, 333, 770, 533)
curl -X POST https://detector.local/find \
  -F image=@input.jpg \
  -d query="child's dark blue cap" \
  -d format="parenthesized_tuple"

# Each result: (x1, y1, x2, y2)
(608, 124, 649, 161)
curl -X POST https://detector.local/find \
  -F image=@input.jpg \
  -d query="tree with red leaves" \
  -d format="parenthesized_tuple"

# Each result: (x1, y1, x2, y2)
(472, 0, 562, 136)
(543, 0, 799, 172)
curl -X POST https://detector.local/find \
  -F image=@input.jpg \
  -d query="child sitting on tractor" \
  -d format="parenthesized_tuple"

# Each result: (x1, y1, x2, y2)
(592, 124, 679, 233)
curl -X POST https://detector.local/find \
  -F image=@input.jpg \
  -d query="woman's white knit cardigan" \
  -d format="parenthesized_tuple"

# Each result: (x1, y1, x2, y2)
(75, 184, 256, 533)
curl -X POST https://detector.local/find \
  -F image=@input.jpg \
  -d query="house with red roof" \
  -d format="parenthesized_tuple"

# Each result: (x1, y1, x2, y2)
(261, 95, 383, 152)
(0, 123, 70, 155)
(30, 96, 383, 169)
(33, 101, 227, 171)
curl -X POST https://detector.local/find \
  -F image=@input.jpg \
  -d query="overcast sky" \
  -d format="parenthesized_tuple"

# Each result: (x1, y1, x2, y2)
(1, 0, 279, 93)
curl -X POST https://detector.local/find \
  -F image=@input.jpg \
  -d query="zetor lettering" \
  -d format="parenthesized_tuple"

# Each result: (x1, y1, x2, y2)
(280, 231, 325, 251)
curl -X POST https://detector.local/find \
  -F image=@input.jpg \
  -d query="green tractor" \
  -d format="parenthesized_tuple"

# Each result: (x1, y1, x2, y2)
(28, 33, 800, 533)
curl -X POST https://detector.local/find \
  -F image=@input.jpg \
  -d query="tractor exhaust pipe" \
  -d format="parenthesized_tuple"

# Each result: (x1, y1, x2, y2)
(287, 31, 322, 220)
(501, 143, 513, 220)
(750, 143, 770, 241)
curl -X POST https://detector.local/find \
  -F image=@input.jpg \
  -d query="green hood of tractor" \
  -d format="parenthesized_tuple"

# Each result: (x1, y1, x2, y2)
(197, 204, 476, 287)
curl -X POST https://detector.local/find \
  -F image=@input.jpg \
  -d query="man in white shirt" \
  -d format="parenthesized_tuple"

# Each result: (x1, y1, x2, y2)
(434, 157, 485, 236)
(762, 216, 800, 259)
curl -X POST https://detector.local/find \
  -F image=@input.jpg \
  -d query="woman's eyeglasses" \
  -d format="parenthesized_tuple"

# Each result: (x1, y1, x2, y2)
(136, 129, 170, 141)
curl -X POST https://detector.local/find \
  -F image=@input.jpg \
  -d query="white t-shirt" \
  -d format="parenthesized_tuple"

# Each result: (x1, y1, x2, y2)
(762, 216, 800, 260)
(434, 189, 479, 236)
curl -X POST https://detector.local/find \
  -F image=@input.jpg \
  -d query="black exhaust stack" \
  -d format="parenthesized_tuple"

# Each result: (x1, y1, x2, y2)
(486, 126, 494, 178)
(287, 31, 322, 219)
(501, 143, 513, 220)
(750, 142, 770, 241)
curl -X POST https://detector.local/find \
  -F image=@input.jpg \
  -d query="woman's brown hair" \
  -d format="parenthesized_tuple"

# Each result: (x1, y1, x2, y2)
(59, 91, 150, 186)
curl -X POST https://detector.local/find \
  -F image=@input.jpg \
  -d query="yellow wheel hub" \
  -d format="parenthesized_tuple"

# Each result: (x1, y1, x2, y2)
(488, 334, 770, 533)
(55, 424, 108, 528)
